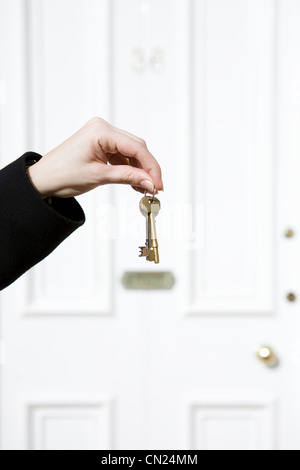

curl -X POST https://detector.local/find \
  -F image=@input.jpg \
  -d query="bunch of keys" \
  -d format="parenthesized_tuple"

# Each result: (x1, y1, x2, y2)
(139, 191, 161, 264)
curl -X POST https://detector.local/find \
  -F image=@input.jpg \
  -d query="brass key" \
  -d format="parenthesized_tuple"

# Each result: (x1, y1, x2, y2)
(139, 195, 161, 264)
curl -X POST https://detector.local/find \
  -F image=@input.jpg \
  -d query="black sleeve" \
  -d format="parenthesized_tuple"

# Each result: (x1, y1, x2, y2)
(0, 152, 85, 290)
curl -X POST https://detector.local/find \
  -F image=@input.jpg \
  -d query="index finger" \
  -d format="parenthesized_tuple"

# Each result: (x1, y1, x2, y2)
(111, 133, 164, 191)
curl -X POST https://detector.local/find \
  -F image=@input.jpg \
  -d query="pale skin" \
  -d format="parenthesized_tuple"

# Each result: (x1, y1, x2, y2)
(27, 117, 164, 199)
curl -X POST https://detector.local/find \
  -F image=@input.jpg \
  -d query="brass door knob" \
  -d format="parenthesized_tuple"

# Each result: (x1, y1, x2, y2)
(287, 293, 296, 302)
(284, 229, 295, 238)
(256, 346, 278, 368)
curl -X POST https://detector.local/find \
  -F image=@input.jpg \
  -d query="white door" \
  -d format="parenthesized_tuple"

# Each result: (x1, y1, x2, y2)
(1, 0, 300, 450)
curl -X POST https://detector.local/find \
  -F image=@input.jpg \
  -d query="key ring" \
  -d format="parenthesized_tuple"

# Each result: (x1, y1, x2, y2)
(144, 187, 157, 197)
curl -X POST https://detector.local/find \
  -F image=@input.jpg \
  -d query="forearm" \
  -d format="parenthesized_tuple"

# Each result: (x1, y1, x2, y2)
(0, 153, 85, 290)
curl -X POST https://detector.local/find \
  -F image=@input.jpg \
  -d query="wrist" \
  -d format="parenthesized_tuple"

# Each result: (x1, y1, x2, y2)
(26, 163, 48, 199)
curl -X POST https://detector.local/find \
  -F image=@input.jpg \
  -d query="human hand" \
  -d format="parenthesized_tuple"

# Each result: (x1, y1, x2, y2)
(27, 117, 164, 199)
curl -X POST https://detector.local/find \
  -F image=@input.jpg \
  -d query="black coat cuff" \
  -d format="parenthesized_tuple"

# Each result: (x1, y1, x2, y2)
(0, 152, 85, 290)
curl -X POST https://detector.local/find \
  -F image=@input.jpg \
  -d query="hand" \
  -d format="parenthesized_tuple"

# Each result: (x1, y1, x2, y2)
(27, 117, 164, 198)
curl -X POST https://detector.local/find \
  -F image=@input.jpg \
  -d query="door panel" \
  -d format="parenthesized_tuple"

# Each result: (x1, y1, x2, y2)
(189, 0, 275, 314)
(25, 0, 112, 315)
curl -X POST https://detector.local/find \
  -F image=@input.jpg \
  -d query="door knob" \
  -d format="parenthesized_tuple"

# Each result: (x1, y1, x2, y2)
(287, 293, 296, 302)
(256, 345, 279, 368)
(285, 229, 295, 238)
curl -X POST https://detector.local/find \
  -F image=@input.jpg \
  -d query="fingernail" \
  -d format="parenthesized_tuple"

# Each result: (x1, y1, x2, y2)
(140, 180, 154, 192)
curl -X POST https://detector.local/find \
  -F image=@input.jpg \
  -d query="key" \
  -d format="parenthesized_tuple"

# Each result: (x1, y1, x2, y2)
(139, 196, 154, 260)
(139, 195, 160, 263)
(139, 195, 161, 264)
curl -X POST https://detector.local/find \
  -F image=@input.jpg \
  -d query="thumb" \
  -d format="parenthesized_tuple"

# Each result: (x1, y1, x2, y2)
(101, 164, 155, 192)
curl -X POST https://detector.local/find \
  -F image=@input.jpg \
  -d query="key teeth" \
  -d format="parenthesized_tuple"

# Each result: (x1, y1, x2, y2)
(139, 246, 160, 263)
(139, 246, 147, 257)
